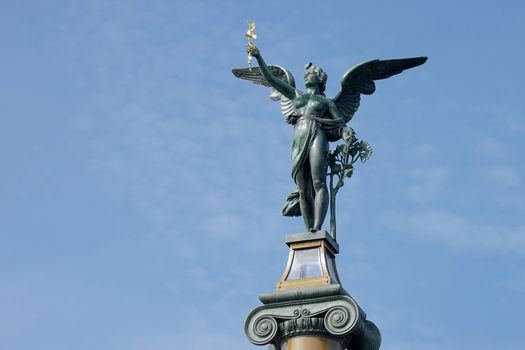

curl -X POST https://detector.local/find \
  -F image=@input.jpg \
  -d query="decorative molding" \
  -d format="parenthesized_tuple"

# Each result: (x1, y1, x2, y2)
(259, 284, 346, 304)
(279, 316, 327, 338)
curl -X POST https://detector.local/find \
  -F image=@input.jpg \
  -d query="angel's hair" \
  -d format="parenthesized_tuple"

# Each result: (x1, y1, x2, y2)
(304, 62, 327, 95)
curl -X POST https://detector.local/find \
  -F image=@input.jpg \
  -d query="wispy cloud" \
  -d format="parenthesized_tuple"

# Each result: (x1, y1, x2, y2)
(382, 210, 525, 254)
(406, 166, 449, 202)
(110, 331, 248, 350)
(482, 165, 521, 188)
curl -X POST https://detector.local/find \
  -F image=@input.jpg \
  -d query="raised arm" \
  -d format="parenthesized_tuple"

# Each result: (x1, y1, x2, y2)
(250, 45, 297, 100)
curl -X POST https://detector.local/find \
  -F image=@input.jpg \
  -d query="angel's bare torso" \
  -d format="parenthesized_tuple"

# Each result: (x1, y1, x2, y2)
(293, 93, 329, 117)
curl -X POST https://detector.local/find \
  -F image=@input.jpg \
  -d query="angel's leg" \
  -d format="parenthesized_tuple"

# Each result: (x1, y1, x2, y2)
(309, 130, 329, 231)
(296, 164, 314, 231)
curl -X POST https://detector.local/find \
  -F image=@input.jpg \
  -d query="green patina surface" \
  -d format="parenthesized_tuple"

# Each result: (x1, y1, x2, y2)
(233, 45, 427, 237)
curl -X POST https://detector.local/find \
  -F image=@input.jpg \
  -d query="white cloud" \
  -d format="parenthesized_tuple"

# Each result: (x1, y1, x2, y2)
(406, 166, 449, 202)
(503, 112, 525, 134)
(387, 341, 524, 350)
(476, 137, 506, 158)
(496, 269, 525, 293)
(203, 213, 243, 240)
(483, 165, 521, 188)
(110, 331, 248, 350)
(386, 340, 444, 350)
(405, 211, 525, 254)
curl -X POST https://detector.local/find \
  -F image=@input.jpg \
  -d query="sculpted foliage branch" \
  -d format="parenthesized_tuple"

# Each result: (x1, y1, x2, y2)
(328, 126, 372, 239)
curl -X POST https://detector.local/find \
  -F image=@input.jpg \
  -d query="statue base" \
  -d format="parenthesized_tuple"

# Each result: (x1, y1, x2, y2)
(245, 231, 381, 350)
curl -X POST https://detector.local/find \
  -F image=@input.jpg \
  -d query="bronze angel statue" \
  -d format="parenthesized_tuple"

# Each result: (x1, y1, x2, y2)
(233, 45, 427, 236)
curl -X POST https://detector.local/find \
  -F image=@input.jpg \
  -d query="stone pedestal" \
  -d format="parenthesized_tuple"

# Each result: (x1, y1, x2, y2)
(245, 231, 381, 350)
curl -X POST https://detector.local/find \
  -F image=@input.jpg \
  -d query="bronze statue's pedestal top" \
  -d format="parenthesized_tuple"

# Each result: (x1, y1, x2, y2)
(285, 230, 339, 253)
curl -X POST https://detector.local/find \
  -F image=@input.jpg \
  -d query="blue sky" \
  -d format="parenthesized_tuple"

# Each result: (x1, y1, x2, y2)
(1, 0, 524, 349)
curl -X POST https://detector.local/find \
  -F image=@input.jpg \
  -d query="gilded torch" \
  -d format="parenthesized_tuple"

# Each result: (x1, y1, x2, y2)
(245, 21, 257, 70)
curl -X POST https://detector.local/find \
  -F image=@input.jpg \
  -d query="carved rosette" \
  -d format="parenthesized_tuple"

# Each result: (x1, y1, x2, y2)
(245, 295, 361, 347)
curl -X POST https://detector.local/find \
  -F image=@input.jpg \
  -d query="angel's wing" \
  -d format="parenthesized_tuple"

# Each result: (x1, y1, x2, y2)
(232, 65, 296, 122)
(333, 57, 427, 123)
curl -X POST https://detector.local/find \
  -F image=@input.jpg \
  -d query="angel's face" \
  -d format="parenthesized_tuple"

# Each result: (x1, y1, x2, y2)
(304, 70, 320, 86)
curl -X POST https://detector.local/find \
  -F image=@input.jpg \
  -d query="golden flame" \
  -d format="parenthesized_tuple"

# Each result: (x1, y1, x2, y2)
(245, 21, 257, 70)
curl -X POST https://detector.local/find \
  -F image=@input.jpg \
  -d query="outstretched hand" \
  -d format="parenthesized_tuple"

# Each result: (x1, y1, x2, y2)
(247, 43, 260, 58)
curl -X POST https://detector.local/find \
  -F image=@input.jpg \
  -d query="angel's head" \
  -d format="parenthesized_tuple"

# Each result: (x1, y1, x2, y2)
(304, 62, 327, 94)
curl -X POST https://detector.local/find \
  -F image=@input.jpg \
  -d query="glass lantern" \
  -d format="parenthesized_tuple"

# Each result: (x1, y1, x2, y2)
(277, 230, 340, 291)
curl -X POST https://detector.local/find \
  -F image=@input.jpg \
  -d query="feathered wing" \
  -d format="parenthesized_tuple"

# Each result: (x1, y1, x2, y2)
(333, 57, 428, 123)
(232, 65, 296, 122)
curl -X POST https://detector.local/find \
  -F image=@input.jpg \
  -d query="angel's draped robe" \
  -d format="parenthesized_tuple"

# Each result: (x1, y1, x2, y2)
(282, 115, 345, 217)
